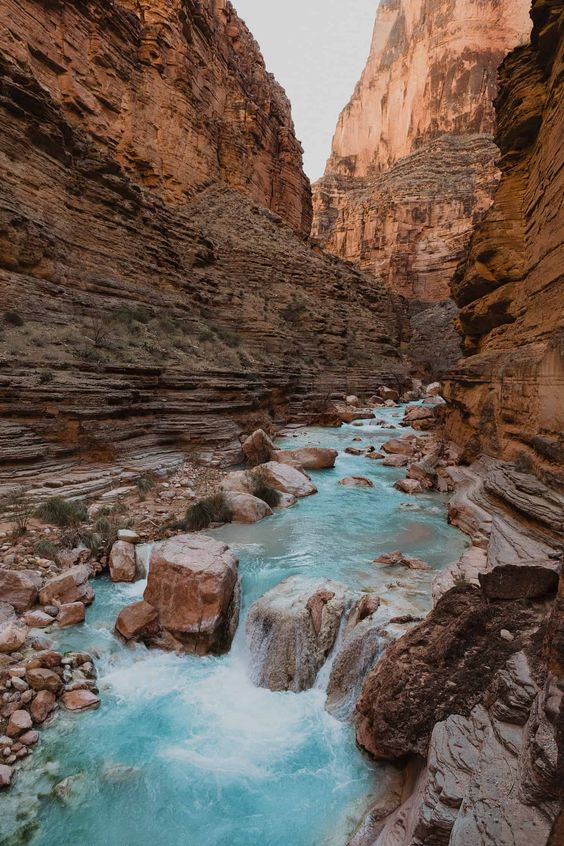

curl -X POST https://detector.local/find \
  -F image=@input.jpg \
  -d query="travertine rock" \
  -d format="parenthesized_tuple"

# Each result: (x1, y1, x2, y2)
(444, 0, 564, 481)
(313, 0, 531, 370)
(246, 577, 347, 692)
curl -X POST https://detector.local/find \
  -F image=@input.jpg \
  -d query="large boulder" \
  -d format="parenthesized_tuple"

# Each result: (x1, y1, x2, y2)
(382, 437, 416, 456)
(0, 570, 39, 612)
(222, 491, 273, 523)
(246, 577, 347, 692)
(402, 404, 437, 430)
(241, 429, 275, 466)
(141, 534, 240, 655)
(0, 621, 28, 653)
(39, 565, 94, 607)
(256, 462, 317, 497)
(115, 600, 159, 641)
(109, 541, 137, 583)
(354, 586, 543, 760)
(328, 403, 376, 424)
(271, 447, 337, 470)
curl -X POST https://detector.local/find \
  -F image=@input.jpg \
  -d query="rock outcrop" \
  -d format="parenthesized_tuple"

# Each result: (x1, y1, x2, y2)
(444, 0, 564, 483)
(313, 0, 532, 373)
(246, 577, 347, 692)
(351, 575, 562, 845)
(0, 0, 408, 498)
(116, 534, 240, 655)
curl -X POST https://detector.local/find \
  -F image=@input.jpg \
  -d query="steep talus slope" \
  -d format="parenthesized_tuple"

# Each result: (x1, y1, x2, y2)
(0, 0, 407, 495)
(312, 0, 531, 374)
(350, 4, 563, 844)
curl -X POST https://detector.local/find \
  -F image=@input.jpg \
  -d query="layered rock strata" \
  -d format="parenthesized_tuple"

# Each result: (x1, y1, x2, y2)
(444, 0, 564, 483)
(0, 0, 408, 496)
(313, 0, 532, 372)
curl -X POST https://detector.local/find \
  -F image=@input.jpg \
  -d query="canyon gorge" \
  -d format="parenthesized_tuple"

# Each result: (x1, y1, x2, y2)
(0, 1, 562, 846)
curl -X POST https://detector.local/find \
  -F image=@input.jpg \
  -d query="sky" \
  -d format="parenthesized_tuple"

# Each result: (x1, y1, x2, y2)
(233, 0, 378, 181)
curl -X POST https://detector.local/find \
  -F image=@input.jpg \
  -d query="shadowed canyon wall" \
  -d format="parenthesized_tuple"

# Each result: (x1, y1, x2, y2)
(0, 0, 407, 494)
(312, 0, 532, 375)
(444, 0, 564, 483)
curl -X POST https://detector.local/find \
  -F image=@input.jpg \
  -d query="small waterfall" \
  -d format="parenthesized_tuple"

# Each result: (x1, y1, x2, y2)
(134, 542, 154, 580)
(314, 608, 348, 692)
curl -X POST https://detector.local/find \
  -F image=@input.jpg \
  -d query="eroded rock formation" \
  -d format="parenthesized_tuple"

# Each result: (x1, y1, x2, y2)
(246, 576, 347, 692)
(313, 0, 532, 374)
(0, 0, 408, 497)
(444, 0, 564, 483)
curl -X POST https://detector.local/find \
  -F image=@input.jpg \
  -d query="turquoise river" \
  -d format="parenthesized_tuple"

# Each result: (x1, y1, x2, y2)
(1, 405, 468, 846)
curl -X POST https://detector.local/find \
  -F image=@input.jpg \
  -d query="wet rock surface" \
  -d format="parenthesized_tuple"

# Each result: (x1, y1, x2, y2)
(246, 577, 348, 692)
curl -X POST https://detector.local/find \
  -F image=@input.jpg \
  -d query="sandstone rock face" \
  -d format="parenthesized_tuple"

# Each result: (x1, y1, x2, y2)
(444, 1, 564, 481)
(0, 0, 310, 233)
(246, 577, 347, 692)
(142, 534, 240, 655)
(0, 0, 407, 495)
(355, 586, 543, 760)
(313, 0, 531, 372)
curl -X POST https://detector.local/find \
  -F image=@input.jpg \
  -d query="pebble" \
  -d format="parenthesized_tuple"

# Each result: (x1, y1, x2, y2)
(500, 629, 514, 642)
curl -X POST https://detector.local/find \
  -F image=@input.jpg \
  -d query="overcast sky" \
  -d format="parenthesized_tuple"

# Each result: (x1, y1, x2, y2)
(233, 0, 378, 181)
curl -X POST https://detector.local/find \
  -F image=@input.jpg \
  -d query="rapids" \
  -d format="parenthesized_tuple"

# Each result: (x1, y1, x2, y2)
(1, 406, 467, 846)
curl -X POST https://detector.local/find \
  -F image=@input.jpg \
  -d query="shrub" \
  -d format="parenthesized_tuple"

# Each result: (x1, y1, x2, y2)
(4, 311, 24, 327)
(177, 493, 233, 531)
(1, 488, 33, 536)
(35, 539, 60, 562)
(248, 470, 281, 507)
(35, 496, 88, 528)
(135, 474, 156, 496)
(281, 301, 306, 323)
(114, 306, 152, 326)
(39, 370, 54, 384)
(80, 516, 120, 558)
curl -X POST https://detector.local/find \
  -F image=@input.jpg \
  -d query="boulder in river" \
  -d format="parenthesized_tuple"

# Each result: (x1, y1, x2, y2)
(271, 447, 338, 470)
(222, 491, 273, 523)
(222, 462, 316, 499)
(373, 551, 432, 571)
(382, 437, 415, 456)
(394, 479, 424, 494)
(257, 462, 317, 497)
(246, 576, 348, 692)
(109, 541, 137, 583)
(339, 476, 374, 488)
(117, 534, 241, 656)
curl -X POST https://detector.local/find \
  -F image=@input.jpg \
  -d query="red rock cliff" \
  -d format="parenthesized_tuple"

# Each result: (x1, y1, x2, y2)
(0, 0, 312, 234)
(444, 0, 564, 481)
(312, 0, 531, 308)
(0, 0, 407, 494)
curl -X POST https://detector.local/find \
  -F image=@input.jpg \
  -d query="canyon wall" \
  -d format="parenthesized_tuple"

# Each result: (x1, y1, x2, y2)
(444, 0, 564, 483)
(312, 0, 532, 374)
(0, 0, 407, 496)
(351, 4, 563, 843)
